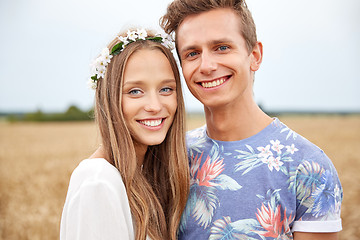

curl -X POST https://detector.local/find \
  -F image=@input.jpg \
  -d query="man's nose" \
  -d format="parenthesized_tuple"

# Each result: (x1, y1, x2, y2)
(199, 51, 217, 75)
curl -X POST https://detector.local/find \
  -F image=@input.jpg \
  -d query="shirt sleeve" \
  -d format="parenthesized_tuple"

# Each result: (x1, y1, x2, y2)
(60, 169, 134, 239)
(292, 151, 343, 232)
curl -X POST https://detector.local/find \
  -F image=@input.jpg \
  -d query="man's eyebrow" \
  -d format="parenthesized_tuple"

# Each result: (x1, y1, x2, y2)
(179, 45, 198, 55)
(179, 38, 235, 54)
(209, 38, 236, 46)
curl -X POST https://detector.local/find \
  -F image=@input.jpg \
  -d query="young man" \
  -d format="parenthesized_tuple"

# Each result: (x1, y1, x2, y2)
(161, 0, 342, 239)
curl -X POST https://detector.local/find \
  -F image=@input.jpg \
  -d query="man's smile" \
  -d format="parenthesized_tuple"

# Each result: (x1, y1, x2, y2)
(198, 76, 230, 89)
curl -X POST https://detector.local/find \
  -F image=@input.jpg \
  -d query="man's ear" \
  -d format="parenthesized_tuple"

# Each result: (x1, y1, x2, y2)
(250, 41, 263, 72)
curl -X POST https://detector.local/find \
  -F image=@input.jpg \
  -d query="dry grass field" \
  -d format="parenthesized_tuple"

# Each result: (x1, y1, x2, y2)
(0, 115, 359, 240)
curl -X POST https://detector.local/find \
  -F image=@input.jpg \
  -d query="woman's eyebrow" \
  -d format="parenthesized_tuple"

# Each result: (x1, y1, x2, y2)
(161, 79, 176, 84)
(123, 78, 176, 87)
(123, 80, 144, 87)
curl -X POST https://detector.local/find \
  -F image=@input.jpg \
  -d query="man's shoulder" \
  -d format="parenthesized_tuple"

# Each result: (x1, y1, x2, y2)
(268, 119, 331, 163)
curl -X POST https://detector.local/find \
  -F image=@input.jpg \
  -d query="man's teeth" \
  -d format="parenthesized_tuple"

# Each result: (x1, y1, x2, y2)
(201, 78, 226, 88)
(140, 119, 162, 127)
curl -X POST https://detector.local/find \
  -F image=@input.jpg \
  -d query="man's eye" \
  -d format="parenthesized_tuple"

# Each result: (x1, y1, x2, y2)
(218, 46, 229, 51)
(187, 52, 198, 57)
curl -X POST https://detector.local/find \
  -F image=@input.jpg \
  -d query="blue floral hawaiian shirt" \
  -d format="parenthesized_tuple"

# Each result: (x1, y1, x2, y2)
(179, 118, 342, 240)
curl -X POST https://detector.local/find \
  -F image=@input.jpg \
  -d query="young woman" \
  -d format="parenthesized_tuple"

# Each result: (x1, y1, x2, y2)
(60, 29, 189, 240)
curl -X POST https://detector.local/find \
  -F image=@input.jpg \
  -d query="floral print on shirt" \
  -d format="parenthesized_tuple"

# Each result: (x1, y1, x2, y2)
(179, 118, 343, 240)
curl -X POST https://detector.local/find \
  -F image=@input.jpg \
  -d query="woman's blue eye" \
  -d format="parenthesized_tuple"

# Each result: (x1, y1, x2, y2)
(129, 89, 141, 95)
(160, 87, 173, 93)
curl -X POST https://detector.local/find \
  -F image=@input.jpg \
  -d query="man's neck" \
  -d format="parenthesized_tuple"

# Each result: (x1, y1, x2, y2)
(204, 101, 272, 141)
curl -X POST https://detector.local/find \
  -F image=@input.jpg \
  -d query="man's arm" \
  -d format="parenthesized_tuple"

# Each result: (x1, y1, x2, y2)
(293, 232, 338, 240)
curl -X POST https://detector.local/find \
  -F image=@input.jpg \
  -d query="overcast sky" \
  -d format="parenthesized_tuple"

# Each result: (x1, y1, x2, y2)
(1, 0, 359, 113)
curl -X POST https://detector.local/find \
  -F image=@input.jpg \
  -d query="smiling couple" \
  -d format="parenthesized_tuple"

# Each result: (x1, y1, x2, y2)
(60, 0, 343, 240)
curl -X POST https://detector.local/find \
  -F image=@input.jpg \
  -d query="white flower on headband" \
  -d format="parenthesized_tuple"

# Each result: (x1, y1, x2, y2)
(137, 29, 148, 40)
(88, 29, 175, 90)
(90, 48, 112, 81)
(127, 30, 138, 41)
(100, 48, 112, 64)
(96, 66, 106, 79)
(157, 33, 175, 50)
(162, 39, 175, 51)
(87, 79, 97, 90)
(117, 36, 129, 45)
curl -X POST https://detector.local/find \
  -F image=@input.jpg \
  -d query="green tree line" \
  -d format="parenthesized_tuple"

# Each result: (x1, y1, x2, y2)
(6, 105, 94, 122)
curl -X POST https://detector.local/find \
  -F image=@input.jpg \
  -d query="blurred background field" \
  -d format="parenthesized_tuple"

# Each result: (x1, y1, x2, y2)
(0, 114, 359, 240)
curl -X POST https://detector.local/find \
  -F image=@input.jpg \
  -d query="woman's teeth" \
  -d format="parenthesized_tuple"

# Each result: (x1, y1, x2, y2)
(139, 119, 162, 127)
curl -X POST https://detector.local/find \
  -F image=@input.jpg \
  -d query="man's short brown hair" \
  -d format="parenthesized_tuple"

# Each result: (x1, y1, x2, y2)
(160, 0, 257, 53)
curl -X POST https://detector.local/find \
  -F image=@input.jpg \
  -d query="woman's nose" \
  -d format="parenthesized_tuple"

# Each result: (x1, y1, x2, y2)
(144, 93, 162, 113)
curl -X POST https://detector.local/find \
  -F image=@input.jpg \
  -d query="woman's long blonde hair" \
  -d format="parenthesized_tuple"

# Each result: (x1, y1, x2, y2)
(94, 30, 189, 240)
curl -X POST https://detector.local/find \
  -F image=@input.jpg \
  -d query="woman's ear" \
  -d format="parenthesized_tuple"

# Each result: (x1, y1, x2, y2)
(250, 41, 263, 72)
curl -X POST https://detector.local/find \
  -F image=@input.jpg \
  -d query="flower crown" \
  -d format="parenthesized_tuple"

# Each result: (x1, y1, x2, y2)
(87, 29, 175, 90)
